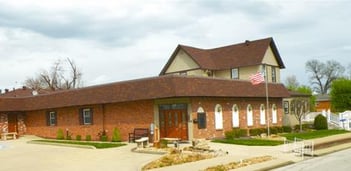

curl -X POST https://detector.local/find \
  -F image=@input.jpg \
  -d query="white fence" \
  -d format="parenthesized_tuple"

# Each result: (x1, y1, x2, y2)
(327, 111, 351, 130)
(282, 137, 314, 159)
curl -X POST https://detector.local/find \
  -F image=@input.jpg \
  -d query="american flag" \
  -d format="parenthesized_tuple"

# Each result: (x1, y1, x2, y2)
(249, 72, 264, 85)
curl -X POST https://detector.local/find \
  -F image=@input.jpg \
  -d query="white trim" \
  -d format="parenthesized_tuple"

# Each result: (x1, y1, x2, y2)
(260, 104, 266, 125)
(247, 104, 253, 126)
(232, 104, 239, 127)
(215, 104, 223, 129)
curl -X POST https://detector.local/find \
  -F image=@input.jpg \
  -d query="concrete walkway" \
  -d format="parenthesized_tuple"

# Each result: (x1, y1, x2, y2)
(1, 133, 351, 171)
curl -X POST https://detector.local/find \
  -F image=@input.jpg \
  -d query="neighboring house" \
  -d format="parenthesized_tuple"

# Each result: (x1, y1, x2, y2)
(315, 94, 331, 112)
(282, 91, 311, 126)
(0, 37, 289, 141)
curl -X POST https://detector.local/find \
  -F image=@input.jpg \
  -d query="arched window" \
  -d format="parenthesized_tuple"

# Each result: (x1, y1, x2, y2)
(215, 104, 223, 129)
(232, 104, 239, 127)
(272, 104, 277, 124)
(260, 104, 266, 125)
(197, 107, 206, 129)
(247, 104, 253, 126)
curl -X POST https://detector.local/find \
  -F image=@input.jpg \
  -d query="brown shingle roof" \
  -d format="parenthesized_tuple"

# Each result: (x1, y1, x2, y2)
(0, 75, 289, 112)
(160, 37, 285, 75)
(0, 87, 52, 97)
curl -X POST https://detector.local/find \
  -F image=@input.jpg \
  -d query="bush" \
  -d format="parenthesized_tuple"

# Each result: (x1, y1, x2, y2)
(249, 128, 266, 136)
(66, 135, 72, 140)
(160, 139, 168, 148)
(56, 129, 64, 140)
(270, 127, 277, 134)
(86, 135, 92, 141)
(282, 126, 292, 133)
(111, 128, 122, 142)
(314, 114, 328, 130)
(100, 135, 108, 142)
(76, 135, 82, 141)
(274, 126, 283, 133)
(225, 128, 247, 139)
(294, 123, 314, 131)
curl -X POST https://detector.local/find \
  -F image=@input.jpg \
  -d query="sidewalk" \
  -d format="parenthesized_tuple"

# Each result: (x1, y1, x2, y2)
(1, 133, 351, 171)
(149, 132, 351, 171)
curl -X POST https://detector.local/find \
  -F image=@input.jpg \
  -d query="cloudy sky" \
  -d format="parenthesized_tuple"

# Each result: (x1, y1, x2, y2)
(0, 0, 350, 90)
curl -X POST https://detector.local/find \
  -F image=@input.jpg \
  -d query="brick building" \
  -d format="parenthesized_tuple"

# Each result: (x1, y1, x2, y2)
(0, 37, 289, 141)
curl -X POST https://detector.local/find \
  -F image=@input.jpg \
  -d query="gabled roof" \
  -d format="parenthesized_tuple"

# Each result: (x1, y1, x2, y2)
(0, 75, 289, 112)
(160, 37, 285, 75)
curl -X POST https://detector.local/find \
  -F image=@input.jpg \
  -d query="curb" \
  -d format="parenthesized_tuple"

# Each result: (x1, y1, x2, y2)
(27, 140, 96, 149)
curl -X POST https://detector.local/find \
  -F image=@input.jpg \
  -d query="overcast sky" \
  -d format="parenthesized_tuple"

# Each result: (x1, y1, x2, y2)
(1, 0, 350, 91)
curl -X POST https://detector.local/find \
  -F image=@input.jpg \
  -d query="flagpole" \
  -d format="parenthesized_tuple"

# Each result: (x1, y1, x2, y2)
(264, 63, 270, 137)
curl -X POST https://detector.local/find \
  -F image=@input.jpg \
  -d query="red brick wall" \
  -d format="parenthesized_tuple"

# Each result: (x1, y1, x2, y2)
(190, 97, 283, 139)
(23, 97, 283, 141)
(25, 100, 154, 141)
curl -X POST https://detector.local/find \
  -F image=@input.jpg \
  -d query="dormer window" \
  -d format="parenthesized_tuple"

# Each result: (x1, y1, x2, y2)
(231, 68, 239, 79)
(271, 67, 276, 83)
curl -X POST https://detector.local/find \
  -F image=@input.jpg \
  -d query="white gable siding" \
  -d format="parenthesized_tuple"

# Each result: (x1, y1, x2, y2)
(262, 47, 279, 66)
(165, 49, 200, 74)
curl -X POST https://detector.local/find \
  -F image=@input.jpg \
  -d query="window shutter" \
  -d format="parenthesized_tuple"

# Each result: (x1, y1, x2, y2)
(90, 108, 93, 125)
(46, 111, 50, 126)
(79, 109, 83, 125)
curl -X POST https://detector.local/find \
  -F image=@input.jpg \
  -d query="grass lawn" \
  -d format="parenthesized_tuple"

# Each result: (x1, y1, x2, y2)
(281, 129, 349, 141)
(31, 139, 126, 149)
(212, 138, 284, 146)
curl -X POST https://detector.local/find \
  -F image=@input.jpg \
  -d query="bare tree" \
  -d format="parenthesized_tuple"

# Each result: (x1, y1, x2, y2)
(285, 75, 300, 90)
(306, 59, 345, 94)
(24, 58, 83, 91)
(291, 98, 309, 132)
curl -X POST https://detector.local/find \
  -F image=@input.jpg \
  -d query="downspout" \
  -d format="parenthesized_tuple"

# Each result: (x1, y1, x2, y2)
(102, 104, 106, 133)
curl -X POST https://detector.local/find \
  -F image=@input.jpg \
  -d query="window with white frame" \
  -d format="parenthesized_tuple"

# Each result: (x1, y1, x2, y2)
(272, 104, 277, 124)
(231, 68, 239, 79)
(247, 104, 253, 126)
(80, 108, 93, 125)
(46, 111, 57, 126)
(215, 104, 223, 129)
(232, 104, 239, 127)
(260, 104, 266, 125)
(271, 66, 276, 83)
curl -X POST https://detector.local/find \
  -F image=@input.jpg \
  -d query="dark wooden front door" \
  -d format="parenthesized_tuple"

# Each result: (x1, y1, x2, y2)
(159, 104, 188, 140)
(7, 114, 17, 132)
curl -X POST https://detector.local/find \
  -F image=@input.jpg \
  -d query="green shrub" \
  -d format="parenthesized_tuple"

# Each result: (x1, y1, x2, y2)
(100, 135, 108, 142)
(111, 128, 122, 142)
(85, 135, 92, 141)
(294, 123, 314, 131)
(76, 135, 82, 141)
(225, 128, 247, 139)
(56, 129, 64, 140)
(274, 126, 283, 133)
(160, 139, 168, 148)
(282, 126, 292, 133)
(269, 127, 278, 134)
(314, 114, 328, 130)
(249, 128, 266, 136)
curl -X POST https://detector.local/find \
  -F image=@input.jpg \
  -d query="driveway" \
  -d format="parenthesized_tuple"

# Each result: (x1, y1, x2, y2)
(0, 136, 161, 171)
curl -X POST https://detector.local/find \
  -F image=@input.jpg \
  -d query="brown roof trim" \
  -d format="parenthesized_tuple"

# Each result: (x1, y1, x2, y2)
(0, 75, 289, 112)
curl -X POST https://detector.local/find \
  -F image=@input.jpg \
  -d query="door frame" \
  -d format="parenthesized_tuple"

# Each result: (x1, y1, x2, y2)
(158, 103, 188, 140)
